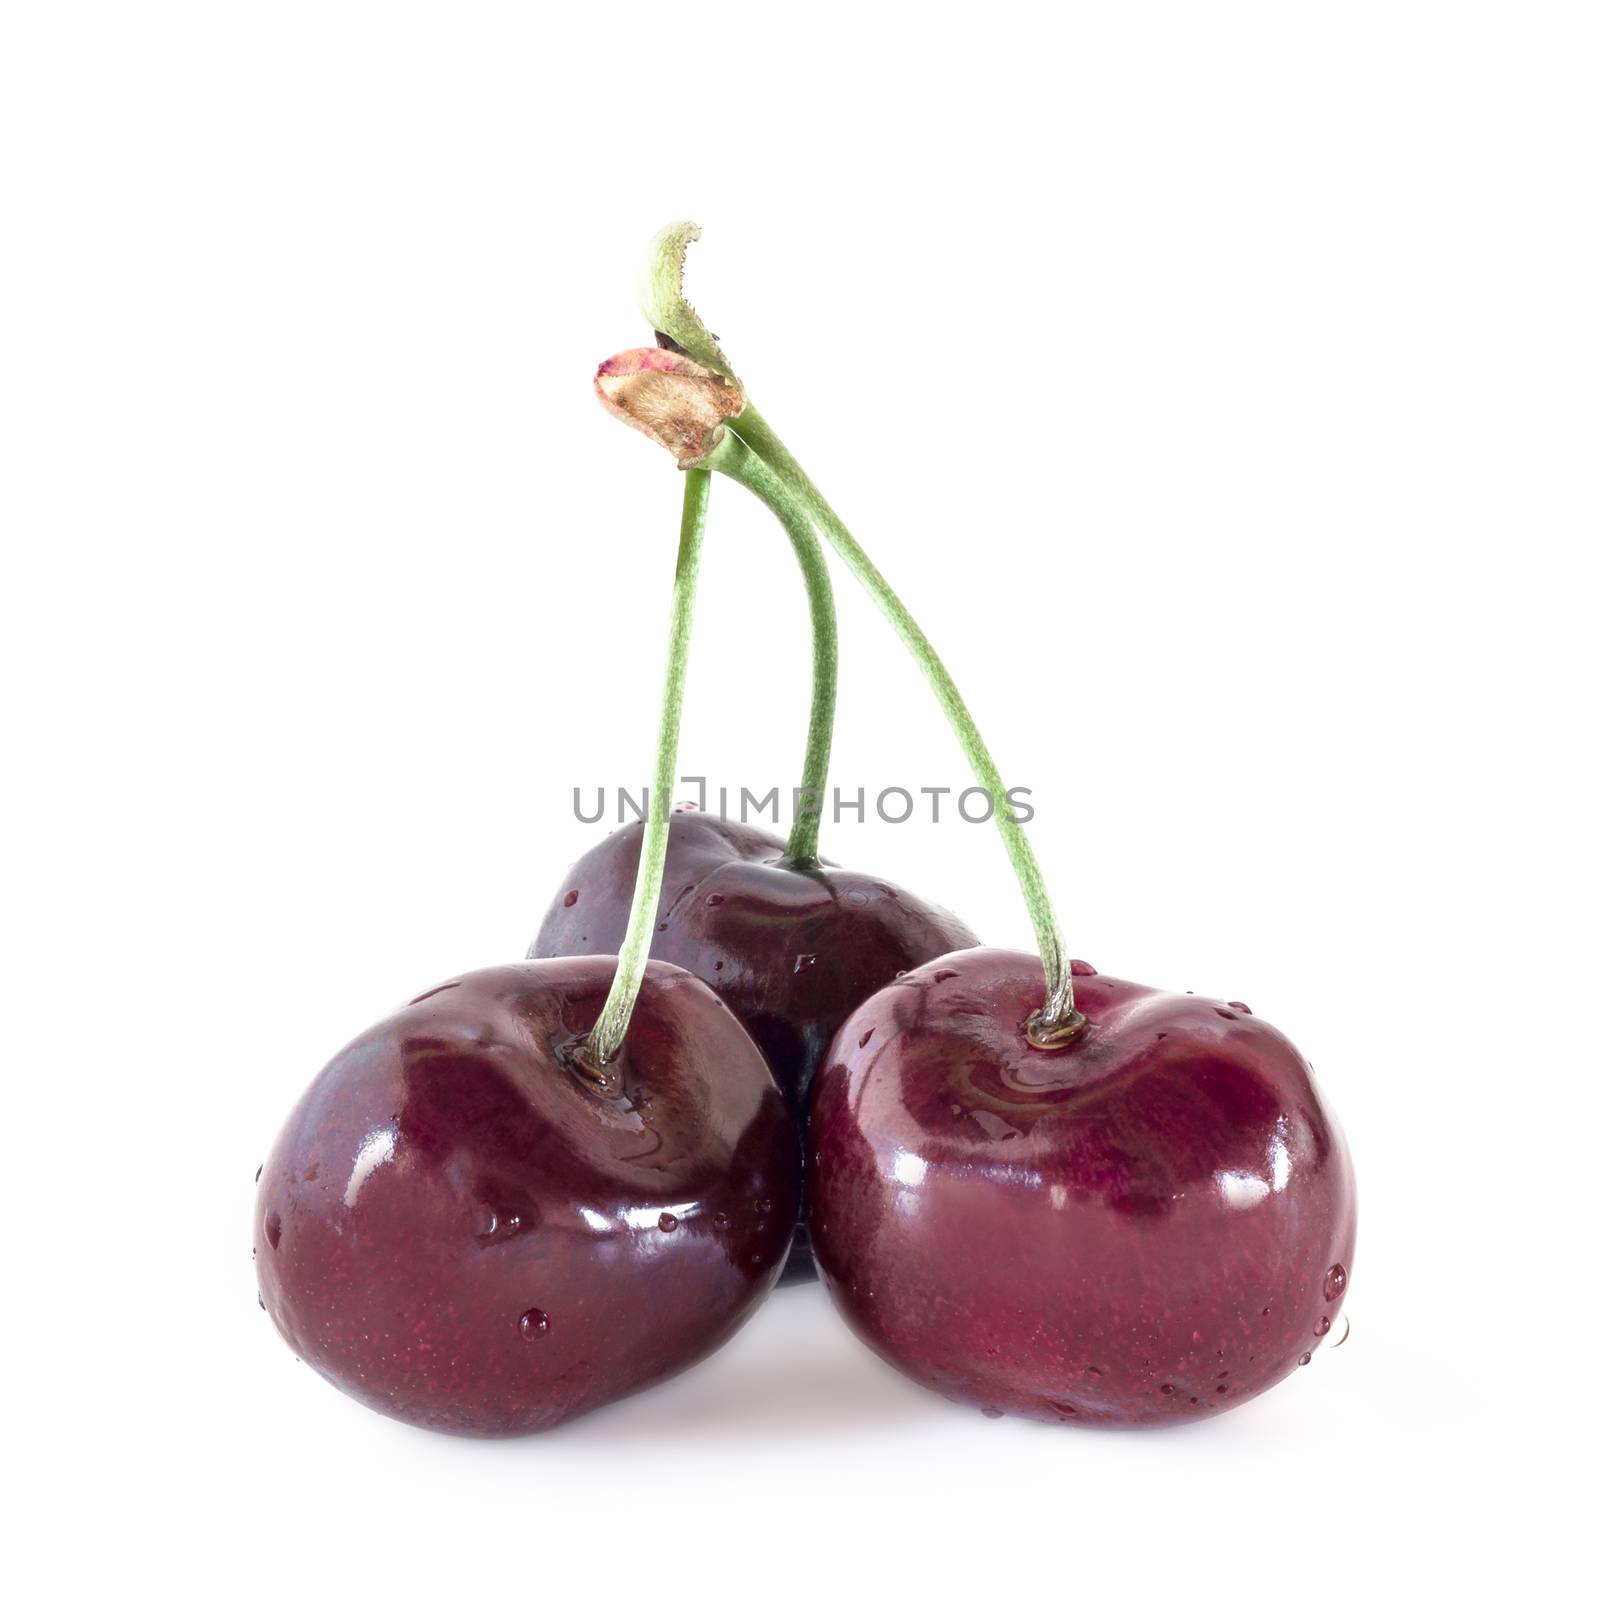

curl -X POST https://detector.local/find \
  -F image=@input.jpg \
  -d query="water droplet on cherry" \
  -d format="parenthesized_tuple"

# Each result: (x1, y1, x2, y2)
(264, 1211, 282, 1250)
(981, 1406, 1003, 1419)
(1297, 1352, 1311, 1366)
(1069, 958, 1097, 976)
(1315, 1315, 1331, 1336)
(563, 890, 580, 907)
(519, 1308, 550, 1341)
(706, 893, 726, 907)
(934, 969, 958, 982)
(859, 1028, 875, 1048)
(255, 1165, 263, 1183)
(1228, 1000, 1252, 1013)
(1159, 1383, 1175, 1395)
(657, 1213, 679, 1233)
(712, 1211, 730, 1229)
(794, 953, 816, 973)
(1324, 1263, 1348, 1300)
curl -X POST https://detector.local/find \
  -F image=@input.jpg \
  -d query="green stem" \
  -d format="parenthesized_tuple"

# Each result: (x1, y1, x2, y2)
(763, 475, 837, 865)
(584, 469, 711, 1075)
(712, 412, 1081, 1039)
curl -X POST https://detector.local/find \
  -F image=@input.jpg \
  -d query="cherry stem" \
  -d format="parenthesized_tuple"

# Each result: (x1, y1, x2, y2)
(709, 413, 1080, 1035)
(586, 468, 711, 1069)
(755, 468, 837, 866)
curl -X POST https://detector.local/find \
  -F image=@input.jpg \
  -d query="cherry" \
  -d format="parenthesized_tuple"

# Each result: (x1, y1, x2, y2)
(255, 956, 798, 1436)
(535, 809, 976, 1115)
(807, 948, 1356, 1426)
(532, 808, 977, 1276)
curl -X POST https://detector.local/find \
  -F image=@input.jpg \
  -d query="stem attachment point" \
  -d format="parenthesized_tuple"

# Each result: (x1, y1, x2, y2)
(560, 1033, 627, 1099)
(1025, 1007, 1088, 1051)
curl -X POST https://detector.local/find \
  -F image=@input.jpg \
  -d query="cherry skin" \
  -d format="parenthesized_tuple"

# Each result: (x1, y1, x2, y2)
(807, 948, 1356, 1426)
(531, 810, 978, 1277)
(255, 956, 798, 1437)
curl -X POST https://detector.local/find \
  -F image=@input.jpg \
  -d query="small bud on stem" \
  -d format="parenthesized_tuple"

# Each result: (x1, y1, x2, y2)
(595, 348, 743, 466)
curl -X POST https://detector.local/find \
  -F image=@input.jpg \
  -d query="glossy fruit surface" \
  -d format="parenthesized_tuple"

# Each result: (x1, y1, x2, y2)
(531, 810, 977, 1276)
(533, 811, 977, 1109)
(808, 947, 1356, 1426)
(255, 956, 798, 1437)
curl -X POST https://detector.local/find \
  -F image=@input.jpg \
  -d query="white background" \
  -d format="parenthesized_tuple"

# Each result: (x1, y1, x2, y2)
(4, 4, 1594, 1595)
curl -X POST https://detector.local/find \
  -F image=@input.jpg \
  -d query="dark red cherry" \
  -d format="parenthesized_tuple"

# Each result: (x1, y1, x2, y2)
(255, 956, 798, 1436)
(807, 947, 1356, 1425)
(531, 811, 978, 1276)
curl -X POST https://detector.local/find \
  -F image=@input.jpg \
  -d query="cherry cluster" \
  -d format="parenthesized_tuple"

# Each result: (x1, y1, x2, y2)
(255, 226, 1355, 1437)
